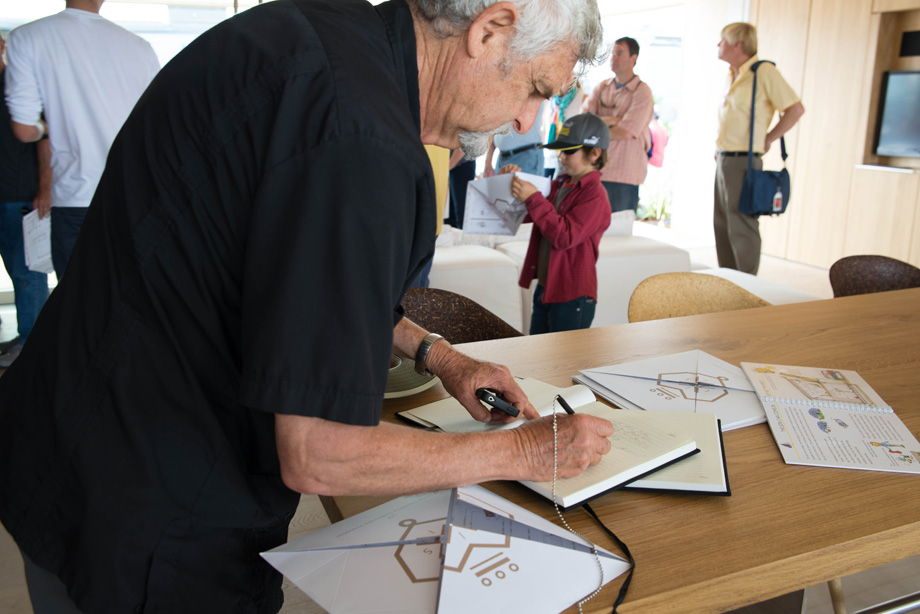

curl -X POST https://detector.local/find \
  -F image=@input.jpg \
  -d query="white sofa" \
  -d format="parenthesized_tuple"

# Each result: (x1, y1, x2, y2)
(497, 235, 692, 331)
(428, 220, 823, 333)
(693, 267, 822, 305)
(429, 216, 692, 333)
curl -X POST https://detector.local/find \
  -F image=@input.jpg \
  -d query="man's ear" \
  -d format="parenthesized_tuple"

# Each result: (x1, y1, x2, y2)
(466, 1, 519, 59)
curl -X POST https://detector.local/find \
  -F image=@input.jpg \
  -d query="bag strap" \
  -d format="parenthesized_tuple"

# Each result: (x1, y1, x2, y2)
(747, 60, 787, 170)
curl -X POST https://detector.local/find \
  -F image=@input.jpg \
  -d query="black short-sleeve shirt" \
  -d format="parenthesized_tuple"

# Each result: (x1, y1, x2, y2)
(0, 1, 435, 612)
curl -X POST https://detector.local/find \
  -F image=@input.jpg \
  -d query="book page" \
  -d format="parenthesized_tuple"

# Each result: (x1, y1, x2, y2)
(743, 363, 920, 473)
(522, 404, 697, 506)
(625, 412, 726, 492)
(398, 379, 596, 433)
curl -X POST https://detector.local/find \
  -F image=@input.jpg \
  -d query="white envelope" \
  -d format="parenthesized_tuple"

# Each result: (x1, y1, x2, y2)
(462, 172, 551, 235)
(577, 350, 766, 431)
(262, 485, 630, 614)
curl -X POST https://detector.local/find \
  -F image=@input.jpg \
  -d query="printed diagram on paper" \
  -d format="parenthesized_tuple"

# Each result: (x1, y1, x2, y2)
(394, 490, 520, 587)
(462, 172, 551, 235)
(749, 365, 875, 405)
(262, 485, 631, 613)
(576, 350, 767, 430)
(742, 362, 920, 473)
(649, 369, 733, 404)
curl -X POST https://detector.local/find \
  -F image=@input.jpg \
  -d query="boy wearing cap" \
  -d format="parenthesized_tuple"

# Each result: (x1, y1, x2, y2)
(499, 113, 611, 334)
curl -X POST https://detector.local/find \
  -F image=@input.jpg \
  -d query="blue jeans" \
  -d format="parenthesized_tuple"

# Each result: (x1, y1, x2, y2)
(602, 181, 639, 213)
(51, 206, 88, 279)
(411, 256, 433, 288)
(0, 202, 49, 341)
(495, 147, 543, 176)
(529, 284, 596, 335)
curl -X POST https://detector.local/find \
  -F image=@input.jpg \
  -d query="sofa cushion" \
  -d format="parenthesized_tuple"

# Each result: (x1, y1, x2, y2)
(428, 244, 524, 332)
(497, 235, 691, 331)
(694, 268, 822, 305)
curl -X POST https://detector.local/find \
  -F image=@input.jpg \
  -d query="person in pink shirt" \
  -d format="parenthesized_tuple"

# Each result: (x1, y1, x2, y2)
(582, 36, 654, 213)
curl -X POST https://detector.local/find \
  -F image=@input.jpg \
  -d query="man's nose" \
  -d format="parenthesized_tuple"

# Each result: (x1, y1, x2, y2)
(512, 99, 541, 134)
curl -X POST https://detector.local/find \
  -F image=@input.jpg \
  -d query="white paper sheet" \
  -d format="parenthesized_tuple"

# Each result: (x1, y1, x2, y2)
(262, 485, 631, 614)
(462, 172, 551, 235)
(22, 210, 54, 274)
(577, 350, 766, 431)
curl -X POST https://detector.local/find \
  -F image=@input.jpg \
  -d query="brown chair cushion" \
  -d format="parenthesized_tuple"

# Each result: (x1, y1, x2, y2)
(401, 287, 522, 345)
(829, 255, 920, 298)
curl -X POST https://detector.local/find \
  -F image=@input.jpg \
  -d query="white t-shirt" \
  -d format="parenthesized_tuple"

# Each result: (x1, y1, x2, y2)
(5, 8, 160, 208)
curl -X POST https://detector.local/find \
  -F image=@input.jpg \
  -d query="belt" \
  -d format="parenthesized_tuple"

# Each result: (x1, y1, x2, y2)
(718, 151, 761, 157)
(499, 143, 541, 157)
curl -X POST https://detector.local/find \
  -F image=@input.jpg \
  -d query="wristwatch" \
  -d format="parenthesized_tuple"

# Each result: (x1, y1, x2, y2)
(414, 333, 444, 376)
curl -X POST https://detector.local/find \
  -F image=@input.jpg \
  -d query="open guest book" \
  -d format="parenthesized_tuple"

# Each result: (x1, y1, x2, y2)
(742, 363, 920, 474)
(397, 379, 729, 508)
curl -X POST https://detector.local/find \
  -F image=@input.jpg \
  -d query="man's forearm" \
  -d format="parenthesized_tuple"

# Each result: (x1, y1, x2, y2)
(766, 102, 805, 148)
(275, 416, 529, 497)
(11, 120, 45, 143)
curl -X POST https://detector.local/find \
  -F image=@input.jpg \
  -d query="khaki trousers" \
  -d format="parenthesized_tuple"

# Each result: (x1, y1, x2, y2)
(713, 153, 762, 275)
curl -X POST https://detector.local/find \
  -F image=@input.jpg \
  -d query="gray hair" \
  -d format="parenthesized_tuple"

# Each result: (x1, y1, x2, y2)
(410, 0, 605, 67)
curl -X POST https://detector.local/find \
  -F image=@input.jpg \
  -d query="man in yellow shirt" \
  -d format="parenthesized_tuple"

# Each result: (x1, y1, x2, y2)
(412, 145, 450, 287)
(715, 22, 804, 274)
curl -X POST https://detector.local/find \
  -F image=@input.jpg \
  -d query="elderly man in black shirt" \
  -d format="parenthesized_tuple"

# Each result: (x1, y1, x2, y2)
(0, 1, 609, 612)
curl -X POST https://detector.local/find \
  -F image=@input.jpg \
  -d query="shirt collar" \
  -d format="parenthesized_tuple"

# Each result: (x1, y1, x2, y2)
(615, 74, 641, 92)
(561, 169, 601, 187)
(734, 54, 760, 80)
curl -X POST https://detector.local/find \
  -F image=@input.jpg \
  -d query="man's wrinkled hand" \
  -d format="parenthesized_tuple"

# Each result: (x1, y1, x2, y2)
(511, 413, 614, 481)
(427, 344, 537, 423)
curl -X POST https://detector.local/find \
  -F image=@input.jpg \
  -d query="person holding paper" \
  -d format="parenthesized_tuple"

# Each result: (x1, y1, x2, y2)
(503, 112, 611, 334)
(4, 0, 160, 278)
(0, 1, 614, 613)
(0, 33, 50, 368)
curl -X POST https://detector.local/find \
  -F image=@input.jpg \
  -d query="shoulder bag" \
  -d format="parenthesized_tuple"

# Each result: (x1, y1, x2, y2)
(738, 60, 791, 217)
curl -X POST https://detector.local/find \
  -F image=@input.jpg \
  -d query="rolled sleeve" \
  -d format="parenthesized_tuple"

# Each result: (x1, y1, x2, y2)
(4, 29, 44, 126)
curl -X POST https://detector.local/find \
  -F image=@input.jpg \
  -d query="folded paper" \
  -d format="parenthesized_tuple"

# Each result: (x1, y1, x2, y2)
(462, 172, 551, 235)
(262, 485, 630, 613)
(576, 350, 766, 430)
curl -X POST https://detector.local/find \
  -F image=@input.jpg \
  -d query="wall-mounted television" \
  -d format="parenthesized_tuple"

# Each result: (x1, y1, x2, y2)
(875, 70, 920, 158)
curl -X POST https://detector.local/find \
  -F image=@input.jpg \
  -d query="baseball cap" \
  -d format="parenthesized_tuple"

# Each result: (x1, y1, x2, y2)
(542, 112, 610, 151)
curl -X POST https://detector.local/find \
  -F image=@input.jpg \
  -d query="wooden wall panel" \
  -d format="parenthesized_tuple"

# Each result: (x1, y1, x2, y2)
(871, 11, 920, 170)
(912, 188, 920, 266)
(844, 167, 920, 262)
(784, 0, 875, 268)
(751, 0, 811, 259)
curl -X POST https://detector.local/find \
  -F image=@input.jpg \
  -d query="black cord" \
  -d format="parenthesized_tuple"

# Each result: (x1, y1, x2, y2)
(583, 503, 634, 613)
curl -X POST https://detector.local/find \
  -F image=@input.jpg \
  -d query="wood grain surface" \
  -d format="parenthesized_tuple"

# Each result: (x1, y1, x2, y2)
(333, 290, 920, 613)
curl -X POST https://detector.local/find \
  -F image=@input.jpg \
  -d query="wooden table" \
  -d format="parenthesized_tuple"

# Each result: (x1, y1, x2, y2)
(333, 288, 920, 613)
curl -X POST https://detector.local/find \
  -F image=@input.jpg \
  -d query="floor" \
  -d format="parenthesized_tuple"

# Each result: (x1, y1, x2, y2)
(1, 234, 917, 613)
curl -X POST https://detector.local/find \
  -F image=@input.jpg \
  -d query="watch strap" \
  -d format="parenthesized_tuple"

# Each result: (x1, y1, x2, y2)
(414, 333, 444, 376)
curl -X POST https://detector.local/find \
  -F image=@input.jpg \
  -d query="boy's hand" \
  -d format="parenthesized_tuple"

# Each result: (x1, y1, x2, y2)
(497, 164, 521, 175)
(510, 175, 538, 202)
